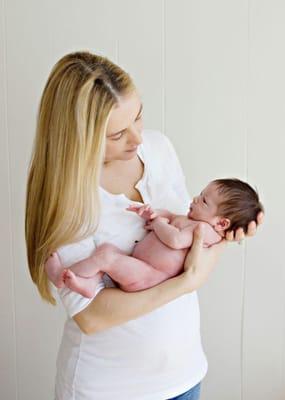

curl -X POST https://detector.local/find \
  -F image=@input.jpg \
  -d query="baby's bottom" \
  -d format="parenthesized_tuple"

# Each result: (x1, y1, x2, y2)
(64, 243, 172, 296)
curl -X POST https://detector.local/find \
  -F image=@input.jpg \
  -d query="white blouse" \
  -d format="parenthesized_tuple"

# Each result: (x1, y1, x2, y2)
(54, 130, 208, 400)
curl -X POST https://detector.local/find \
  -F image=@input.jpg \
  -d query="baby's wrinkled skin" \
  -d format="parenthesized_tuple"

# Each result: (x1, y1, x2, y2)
(45, 182, 228, 297)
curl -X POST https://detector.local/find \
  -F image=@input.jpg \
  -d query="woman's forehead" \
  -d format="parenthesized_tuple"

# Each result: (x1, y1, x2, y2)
(107, 90, 142, 135)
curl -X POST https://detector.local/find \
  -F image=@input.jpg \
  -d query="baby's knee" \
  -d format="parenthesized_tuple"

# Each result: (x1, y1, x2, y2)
(91, 243, 123, 264)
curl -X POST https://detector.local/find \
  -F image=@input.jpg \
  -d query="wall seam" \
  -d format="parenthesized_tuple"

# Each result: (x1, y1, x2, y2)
(115, 37, 119, 65)
(240, 1, 251, 399)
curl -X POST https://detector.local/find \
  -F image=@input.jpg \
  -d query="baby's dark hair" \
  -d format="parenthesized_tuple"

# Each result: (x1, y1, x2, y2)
(212, 178, 264, 233)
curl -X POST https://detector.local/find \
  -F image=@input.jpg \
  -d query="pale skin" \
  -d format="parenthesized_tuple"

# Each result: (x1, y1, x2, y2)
(45, 182, 233, 297)
(46, 89, 264, 334)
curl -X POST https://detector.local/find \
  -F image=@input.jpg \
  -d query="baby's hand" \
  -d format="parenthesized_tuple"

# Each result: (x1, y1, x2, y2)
(155, 216, 170, 224)
(145, 216, 169, 231)
(126, 204, 157, 221)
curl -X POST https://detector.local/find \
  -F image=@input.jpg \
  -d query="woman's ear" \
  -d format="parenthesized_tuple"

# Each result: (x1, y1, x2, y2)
(215, 217, 231, 232)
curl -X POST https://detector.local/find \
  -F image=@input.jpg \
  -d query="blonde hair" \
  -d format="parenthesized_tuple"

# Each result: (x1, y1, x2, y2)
(25, 51, 135, 305)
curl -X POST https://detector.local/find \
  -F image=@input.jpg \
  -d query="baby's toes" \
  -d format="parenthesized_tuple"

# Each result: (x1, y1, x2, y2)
(62, 269, 69, 282)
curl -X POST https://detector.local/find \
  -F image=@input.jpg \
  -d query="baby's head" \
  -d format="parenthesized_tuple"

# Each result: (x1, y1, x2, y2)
(188, 178, 264, 235)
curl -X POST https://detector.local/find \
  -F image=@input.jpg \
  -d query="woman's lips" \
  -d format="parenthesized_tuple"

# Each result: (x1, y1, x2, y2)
(126, 147, 138, 152)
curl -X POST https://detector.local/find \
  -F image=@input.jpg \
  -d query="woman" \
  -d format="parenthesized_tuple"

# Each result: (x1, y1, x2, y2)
(25, 51, 262, 400)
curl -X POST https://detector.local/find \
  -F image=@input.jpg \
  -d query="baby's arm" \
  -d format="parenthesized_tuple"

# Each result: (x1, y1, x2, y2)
(151, 219, 222, 249)
(126, 204, 176, 222)
(149, 217, 192, 249)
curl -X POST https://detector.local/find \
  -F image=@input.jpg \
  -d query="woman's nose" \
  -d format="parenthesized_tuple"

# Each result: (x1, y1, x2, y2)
(127, 127, 142, 146)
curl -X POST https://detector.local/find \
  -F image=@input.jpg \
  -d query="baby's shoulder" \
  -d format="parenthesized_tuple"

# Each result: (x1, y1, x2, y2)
(171, 215, 195, 228)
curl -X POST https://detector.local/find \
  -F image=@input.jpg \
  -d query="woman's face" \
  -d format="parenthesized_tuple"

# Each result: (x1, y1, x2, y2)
(104, 89, 143, 163)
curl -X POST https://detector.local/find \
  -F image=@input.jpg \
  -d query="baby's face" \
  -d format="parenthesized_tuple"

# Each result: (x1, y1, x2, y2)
(188, 182, 221, 224)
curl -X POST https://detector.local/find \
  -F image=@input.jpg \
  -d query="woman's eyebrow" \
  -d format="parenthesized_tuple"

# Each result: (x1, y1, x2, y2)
(108, 103, 143, 137)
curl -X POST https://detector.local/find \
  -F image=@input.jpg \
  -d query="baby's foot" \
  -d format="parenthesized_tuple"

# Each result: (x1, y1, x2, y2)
(63, 269, 99, 298)
(44, 252, 65, 288)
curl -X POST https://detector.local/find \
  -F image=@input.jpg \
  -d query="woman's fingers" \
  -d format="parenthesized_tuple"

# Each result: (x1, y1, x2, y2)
(235, 227, 245, 241)
(225, 230, 234, 241)
(257, 211, 264, 225)
(226, 227, 245, 242)
(226, 211, 264, 242)
(246, 221, 257, 237)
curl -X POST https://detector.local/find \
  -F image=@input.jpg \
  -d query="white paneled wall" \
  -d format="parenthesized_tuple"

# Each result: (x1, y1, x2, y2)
(0, 1, 284, 399)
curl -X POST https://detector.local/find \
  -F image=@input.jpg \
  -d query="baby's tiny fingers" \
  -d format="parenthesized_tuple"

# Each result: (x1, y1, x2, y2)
(126, 205, 138, 211)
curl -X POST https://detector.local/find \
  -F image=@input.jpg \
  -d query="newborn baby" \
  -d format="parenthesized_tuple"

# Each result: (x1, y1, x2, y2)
(45, 178, 264, 297)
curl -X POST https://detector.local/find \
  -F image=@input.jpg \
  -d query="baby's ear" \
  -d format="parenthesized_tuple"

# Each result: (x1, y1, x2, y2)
(215, 217, 231, 231)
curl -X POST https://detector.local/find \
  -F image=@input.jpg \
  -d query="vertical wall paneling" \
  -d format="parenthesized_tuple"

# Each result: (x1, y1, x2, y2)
(0, 0, 17, 399)
(4, 1, 62, 398)
(113, 0, 165, 133)
(165, 1, 248, 399)
(243, 1, 285, 399)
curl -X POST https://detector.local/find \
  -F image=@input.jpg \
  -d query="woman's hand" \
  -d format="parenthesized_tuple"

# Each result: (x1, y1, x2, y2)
(181, 224, 227, 293)
(225, 211, 264, 242)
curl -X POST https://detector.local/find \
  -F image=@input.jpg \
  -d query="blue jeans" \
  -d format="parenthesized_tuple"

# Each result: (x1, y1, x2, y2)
(167, 382, 201, 400)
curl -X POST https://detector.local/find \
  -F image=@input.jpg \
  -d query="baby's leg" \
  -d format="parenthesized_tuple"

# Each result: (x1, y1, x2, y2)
(67, 243, 126, 277)
(58, 243, 126, 296)
(106, 254, 170, 291)
(67, 242, 169, 291)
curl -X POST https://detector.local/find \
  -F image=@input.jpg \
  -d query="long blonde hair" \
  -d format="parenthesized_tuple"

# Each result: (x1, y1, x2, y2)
(25, 51, 135, 305)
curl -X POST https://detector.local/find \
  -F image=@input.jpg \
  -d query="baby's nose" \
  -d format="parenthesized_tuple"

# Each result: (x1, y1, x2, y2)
(193, 196, 198, 204)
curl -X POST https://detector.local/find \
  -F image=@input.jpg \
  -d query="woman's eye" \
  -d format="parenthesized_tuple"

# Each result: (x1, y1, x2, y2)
(112, 132, 124, 141)
(136, 113, 143, 121)
(203, 198, 207, 205)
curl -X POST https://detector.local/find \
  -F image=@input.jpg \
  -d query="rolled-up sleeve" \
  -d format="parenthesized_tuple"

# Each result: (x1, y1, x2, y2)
(57, 282, 105, 318)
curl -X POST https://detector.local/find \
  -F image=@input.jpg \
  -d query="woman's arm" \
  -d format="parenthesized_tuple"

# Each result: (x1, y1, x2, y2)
(74, 272, 188, 334)
(73, 225, 225, 335)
